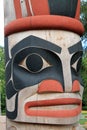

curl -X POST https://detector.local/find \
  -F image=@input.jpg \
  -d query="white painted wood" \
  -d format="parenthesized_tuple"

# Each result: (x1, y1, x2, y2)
(0, 116, 85, 130)
(7, 119, 86, 130)
(20, 0, 28, 17)
(0, 116, 6, 130)
(6, 30, 84, 129)
(4, 0, 16, 25)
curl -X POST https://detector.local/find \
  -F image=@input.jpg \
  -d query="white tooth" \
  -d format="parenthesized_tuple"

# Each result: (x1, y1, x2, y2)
(30, 105, 78, 111)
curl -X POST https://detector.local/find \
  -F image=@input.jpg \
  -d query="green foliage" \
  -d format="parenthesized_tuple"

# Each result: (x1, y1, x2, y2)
(81, 56, 87, 110)
(0, 47, 6, 114)
(80, 1, 87, 109)
(81, 0, 87, 30)
(81, 0, 87, 38)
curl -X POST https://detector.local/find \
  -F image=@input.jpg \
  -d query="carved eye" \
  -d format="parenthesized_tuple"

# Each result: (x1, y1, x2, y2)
(71, 51, 83, 72)
(19, 53, 50, 73)
(26, 54, 43, 72)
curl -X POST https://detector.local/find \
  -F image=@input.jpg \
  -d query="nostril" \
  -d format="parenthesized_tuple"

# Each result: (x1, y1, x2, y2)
(72, 80, 80, 92)
(37, 79, 63, 93)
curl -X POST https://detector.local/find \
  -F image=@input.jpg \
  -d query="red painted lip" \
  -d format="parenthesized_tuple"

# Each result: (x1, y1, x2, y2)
(25, 98, 82, 118)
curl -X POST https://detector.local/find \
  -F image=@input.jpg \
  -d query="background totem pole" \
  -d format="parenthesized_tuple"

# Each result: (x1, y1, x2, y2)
(4, 0, 85, 130)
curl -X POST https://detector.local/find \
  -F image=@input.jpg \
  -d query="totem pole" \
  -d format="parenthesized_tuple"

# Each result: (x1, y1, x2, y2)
(4, 0, 85, 130)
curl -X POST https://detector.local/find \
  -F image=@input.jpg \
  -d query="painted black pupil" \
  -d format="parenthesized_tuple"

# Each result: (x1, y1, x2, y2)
(26, 54, 43, 72)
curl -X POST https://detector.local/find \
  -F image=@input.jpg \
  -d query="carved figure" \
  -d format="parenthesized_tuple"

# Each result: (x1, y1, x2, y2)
(4, 0, 85, 130)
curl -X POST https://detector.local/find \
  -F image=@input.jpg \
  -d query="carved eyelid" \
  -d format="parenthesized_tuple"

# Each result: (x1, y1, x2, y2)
(71, 51, 83, 64)
(18, 53, 51, 73)
(71, 51, 83, 71)
(71, 57, 81, 70)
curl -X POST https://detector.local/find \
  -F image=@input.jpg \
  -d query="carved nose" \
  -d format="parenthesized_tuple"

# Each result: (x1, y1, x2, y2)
(37, 80, 63, 93)
(72, 80, 80, 92)
(37, 80, 80, 94)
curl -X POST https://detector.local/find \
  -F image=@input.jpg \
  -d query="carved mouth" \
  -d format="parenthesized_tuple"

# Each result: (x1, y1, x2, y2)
(25, 98, 82, 118)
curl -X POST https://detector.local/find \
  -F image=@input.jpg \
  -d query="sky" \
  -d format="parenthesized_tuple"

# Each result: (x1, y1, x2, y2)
(0, 0, 4, 47)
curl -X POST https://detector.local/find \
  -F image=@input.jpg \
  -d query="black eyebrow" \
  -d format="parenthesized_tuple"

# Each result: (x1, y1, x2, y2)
(11, 35, 61, 56)
(68, 41, 83, 54)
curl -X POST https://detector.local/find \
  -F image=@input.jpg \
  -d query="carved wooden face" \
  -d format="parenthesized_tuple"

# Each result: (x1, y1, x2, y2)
(5, 30, 84, 125)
